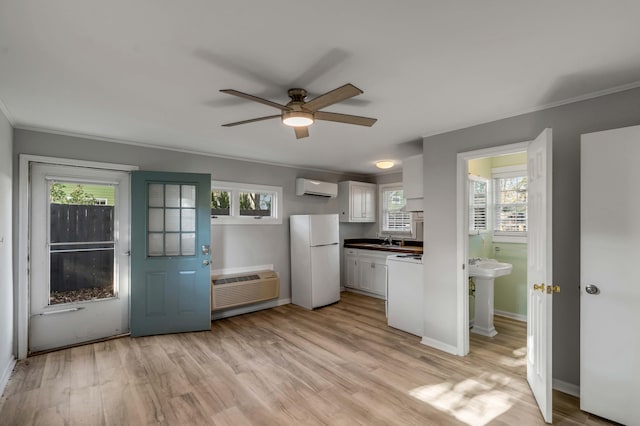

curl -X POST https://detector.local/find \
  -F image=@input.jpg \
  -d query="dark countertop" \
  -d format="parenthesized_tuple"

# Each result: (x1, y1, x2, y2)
(344, 238, 423, 254)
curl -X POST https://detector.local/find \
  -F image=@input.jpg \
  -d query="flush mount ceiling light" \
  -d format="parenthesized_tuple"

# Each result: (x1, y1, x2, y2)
(282, 111, 314, 127)
(375, 160, 395, 169)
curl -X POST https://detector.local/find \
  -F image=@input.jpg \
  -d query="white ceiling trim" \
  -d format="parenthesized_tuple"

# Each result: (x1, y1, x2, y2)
(12, 123, 370, 178)
(421, 80, 640, 140)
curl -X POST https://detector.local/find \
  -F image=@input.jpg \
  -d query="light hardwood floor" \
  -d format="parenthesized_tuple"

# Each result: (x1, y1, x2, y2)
(1, 292, 614, 425)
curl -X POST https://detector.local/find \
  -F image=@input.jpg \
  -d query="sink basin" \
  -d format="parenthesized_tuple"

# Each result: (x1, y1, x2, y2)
(468, 259, 513, 278)
(469, 259, 513, 337)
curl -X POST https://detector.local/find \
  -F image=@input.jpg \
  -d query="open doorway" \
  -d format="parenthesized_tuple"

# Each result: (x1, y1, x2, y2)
(455, 141, 530, 357)
(466, 152, 529, 384)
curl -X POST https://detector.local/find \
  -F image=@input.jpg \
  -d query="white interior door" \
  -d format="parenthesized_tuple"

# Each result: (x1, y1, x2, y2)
(30, 163, 130, 353)
(526, 128, 553, 423)
(580, 125, 640, 425)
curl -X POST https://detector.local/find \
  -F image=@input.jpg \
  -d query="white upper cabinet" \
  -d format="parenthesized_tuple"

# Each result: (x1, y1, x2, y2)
(403, 154, 423, 211)
(338, 181, 376, 222)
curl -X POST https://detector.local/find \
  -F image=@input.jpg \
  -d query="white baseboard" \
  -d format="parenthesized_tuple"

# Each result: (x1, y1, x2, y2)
(211, 264, 274, 276)
(553, 378, 580, 397)
(494, 309, 527, 322)
(0, 356, 17, 397)
(344, 288, 386, 300)
(211, 297, 290, 320)
(420, 337, 459, 356)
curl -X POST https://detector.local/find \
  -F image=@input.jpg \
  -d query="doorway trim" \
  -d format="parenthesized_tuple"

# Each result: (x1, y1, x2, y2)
(17, 154, 138, 359)
(455, 142, 528, 356)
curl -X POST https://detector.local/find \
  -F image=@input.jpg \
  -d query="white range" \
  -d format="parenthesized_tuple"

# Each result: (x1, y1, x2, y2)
(386, 254, 424, 336)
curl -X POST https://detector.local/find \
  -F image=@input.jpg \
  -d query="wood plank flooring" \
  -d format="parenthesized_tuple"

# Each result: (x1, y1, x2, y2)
(0, 292, 615, 425)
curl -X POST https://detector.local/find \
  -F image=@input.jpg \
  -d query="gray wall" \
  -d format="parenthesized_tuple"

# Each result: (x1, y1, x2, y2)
(12, 129, 372, 305)
(422, 87, 640, 387)
(0, 108, 14, 390)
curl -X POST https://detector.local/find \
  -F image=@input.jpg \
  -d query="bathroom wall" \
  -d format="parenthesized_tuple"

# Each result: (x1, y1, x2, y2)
(492, 243, 527, 318)
(492, 151, 527, 168)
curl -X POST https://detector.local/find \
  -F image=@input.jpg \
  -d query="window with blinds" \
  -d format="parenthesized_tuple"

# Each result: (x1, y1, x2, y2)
(469, 176, 488, 233)
(379, 184, 413, 236)
(493, 172, 527, 235)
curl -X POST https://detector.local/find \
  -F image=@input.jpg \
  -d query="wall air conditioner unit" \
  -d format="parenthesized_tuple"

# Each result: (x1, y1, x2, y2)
(211, 270, 279, 311)
(295, 178, 338, 198)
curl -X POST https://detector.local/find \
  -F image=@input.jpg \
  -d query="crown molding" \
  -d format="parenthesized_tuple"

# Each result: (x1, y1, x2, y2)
(422, 80, 640, 140)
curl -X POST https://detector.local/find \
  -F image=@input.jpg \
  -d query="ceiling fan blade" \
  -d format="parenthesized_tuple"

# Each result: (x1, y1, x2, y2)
(221, 115, 281, 127)
(303, 83, 363, 112)
(315, 111, 377, 127)
(294, 127, 309, 139)
(220, 89, 291, 111)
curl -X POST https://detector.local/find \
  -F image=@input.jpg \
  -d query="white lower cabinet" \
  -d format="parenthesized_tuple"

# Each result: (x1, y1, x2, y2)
(344, 249, 390, 298)
(345, 251, 359, 288)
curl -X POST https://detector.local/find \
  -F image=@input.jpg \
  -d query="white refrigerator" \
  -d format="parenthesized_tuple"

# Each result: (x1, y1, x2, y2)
(290, 214, 341, 309)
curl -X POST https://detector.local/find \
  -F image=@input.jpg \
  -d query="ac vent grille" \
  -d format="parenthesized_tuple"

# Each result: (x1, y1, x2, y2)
(213, 274, 260, 285)
(211, 270, 279, 311)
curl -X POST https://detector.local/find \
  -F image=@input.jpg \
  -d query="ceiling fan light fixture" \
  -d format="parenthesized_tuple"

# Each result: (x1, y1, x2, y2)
(282, 111, 314, 127)
(375, 160, 395, 169)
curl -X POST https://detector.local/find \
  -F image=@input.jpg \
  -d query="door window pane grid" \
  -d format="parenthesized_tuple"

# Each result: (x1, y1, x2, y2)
(147, 184, 197, 257)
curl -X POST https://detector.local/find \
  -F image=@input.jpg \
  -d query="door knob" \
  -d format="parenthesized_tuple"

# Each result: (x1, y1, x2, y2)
(533, 283, 545, 292)
(203, 259, 210, 266)
(546, 285, 561, 294)
(585, 284, 600, 295)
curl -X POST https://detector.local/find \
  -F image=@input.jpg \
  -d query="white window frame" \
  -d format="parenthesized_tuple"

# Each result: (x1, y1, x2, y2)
(210, 180, 283, 225)
(492, 165, 527, 243)
(378, 183, 415, 238)
(468, 175, 489, 235)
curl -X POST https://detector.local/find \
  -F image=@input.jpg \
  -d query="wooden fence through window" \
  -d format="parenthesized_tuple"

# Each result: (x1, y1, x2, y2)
(50, 204, 115, 292)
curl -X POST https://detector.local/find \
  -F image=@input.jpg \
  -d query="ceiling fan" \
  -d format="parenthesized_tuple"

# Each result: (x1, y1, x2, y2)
(220, 83, 377, 139)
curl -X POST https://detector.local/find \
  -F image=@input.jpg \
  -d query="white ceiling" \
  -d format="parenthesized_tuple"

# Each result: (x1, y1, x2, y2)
(2, 1, 640, 174)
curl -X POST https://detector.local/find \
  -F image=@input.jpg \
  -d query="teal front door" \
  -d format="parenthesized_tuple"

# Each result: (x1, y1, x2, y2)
(131, 171, 211, 337)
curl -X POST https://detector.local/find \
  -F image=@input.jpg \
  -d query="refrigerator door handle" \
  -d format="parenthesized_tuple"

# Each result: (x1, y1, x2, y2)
(312, 243, 339, 247)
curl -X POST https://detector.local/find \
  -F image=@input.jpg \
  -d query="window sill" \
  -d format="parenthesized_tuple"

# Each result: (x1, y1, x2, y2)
(493, 234, 527, 243)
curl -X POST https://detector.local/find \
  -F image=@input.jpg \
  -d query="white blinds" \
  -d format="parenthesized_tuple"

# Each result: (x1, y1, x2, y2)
(381, 188, 412, 234)
(469, 179, 487, 231)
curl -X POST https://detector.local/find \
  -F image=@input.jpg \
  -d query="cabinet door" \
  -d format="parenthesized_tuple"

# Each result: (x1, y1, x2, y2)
(358, 259, 375, 291)
(403, 154, 423, 199)
(371, 263, 388, 297)
(345, 255, 358, 288)
(363, 186, 376, 221)
(351, 185, 365, 220)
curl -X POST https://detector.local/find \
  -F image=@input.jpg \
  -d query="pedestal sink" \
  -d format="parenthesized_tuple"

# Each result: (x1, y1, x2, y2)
(469, 259, 513, 337)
